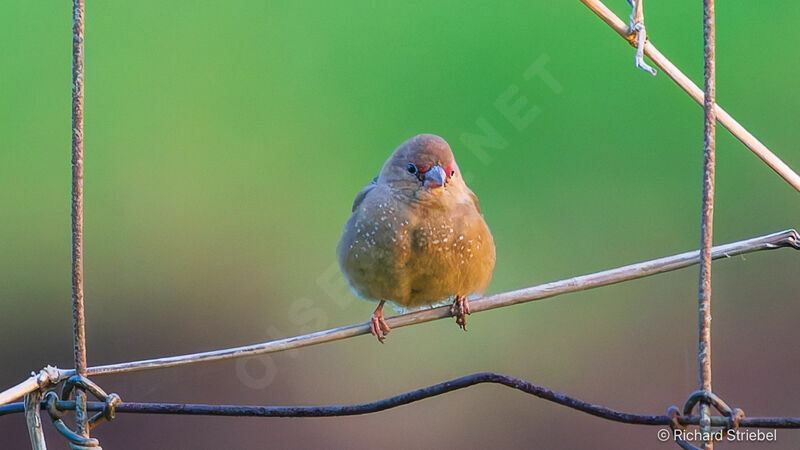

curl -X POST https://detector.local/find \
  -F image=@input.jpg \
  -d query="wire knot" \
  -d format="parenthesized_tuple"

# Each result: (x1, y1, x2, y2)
(666, 405, 701, 450)
(101, 393, 122, 423)
(44, 391, 100, 448)
(681, 390, 746, 442)
(62, 375, 123, 430)
(727, 407, 745, 432)
(667, 405, 685, 430)
(42, 375, 123, 448)
(626, 0, 657, 75)
(32, 365, 63, 391)
(682, 390, 732, 419)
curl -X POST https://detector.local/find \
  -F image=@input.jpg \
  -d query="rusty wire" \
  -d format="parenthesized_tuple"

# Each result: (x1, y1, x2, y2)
(694, 0, 717, 448)
(1, 372, 799, 429)
(70, 0, 91, 444)
(2, 0, 800, 448)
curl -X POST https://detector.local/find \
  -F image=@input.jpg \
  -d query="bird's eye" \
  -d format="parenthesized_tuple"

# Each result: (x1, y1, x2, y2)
(407, 163, 418, 175)
(450, 170, 455, 177)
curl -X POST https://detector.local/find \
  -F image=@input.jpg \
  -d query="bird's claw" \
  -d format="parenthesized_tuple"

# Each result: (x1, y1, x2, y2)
(451, 296, 471, 331)
(370, 312, 391, 343)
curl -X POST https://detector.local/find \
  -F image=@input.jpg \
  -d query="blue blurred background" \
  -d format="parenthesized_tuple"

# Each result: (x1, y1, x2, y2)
(2, 1, 799, 448)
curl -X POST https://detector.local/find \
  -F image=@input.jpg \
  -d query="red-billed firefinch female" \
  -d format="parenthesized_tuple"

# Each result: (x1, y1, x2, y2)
(337, 134, 496, 342)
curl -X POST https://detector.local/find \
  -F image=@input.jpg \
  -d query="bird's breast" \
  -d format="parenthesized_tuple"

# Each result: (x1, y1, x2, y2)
(338, 190, 495, 308)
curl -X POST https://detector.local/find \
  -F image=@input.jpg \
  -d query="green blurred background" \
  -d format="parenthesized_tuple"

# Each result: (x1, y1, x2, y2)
(2, 1, 799, 448)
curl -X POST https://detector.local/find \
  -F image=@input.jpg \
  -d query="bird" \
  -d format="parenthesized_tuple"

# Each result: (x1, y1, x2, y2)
(337, 134, 496, 343)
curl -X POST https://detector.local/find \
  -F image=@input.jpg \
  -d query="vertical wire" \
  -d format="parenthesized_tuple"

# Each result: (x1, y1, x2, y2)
(698, 0, 716, 448)
(71, 0, 89, 439)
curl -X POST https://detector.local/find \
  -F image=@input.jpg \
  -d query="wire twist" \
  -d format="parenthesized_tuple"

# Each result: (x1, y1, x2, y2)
(41, 376, 122, 448)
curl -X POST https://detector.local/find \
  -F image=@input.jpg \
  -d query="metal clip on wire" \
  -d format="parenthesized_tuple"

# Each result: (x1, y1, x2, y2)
(665, 405, 699, 450)
(682, 390, 746, 446)
(43, 375, 122, 448)
(44, 391, 99, 449)
(62, 375, 122, 430)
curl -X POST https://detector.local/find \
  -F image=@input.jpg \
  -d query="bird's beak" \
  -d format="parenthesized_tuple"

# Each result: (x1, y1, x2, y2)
(423, 165, 446, 189)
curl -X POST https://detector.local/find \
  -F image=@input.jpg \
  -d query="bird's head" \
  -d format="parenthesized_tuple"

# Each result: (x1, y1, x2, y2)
(377, 134, 464, 197)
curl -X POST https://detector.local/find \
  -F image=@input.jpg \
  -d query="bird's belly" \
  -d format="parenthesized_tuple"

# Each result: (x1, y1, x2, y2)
(401, 222, 493, 307)
(338, 212, 494, 309)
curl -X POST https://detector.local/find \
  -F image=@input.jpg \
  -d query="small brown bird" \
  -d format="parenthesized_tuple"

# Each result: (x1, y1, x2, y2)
(337, 134, 496, 342)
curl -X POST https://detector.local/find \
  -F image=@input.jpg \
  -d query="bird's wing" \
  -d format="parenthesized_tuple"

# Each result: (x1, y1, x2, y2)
(468, 190, 482, 214)
(351, 177, 377, 212)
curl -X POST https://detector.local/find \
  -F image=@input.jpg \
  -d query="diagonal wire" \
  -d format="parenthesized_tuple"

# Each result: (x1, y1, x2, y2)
(578, 0, 800, 192)
(67, 230, 800, 379)
(1, 2, 797, 447)
(1, 3, 799, 447)
(0, 229, 797, 408)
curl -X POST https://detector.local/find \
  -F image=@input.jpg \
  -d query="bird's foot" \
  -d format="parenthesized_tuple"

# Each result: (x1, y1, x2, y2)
(450, 295, 471, 331)
(370, 300, 391, 343)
